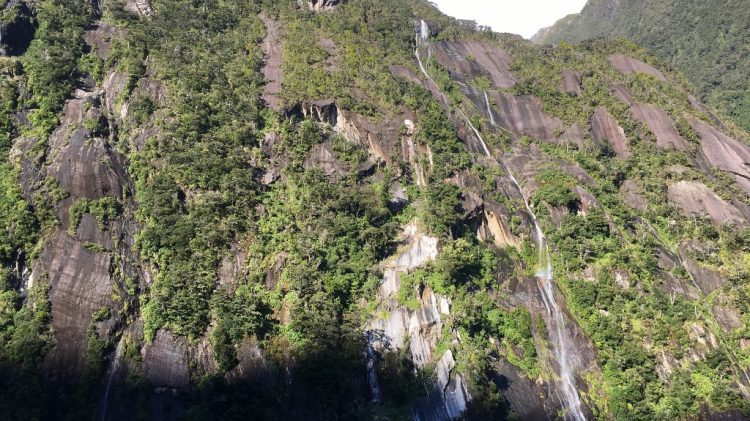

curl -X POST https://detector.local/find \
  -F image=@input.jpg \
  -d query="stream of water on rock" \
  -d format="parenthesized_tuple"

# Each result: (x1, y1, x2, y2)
(415, 19, 585, 420)
(99, 336, 124, 421)
(462, 111, 585, 421)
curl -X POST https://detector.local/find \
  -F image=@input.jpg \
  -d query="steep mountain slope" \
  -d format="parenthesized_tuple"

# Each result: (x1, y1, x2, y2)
(532, 0, 750, 133)
(0, 0, 749, 420)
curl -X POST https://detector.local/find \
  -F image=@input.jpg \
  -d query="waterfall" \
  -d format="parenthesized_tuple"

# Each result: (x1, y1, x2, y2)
(484, 91, 496, 126)
(459, 110, 586, 421)
(420, 19, 431, 58)
(415, 20, 584, 417)
(458, 109, 491, 157)
(99, 337, 124, 421)
(364, 331, 383, 403)
(415, 20, 433, 83)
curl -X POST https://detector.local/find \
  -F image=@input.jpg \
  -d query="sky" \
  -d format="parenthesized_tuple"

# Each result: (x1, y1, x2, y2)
(430, 0, 588, 39)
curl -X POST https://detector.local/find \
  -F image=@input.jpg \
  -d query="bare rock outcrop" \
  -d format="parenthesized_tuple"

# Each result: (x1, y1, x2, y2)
(433, 40, 516, 89)
(632, 103, 689, 151)
(41, 90, 125, 200)
(260, 14, 283, 111)
(83, 21, 123, 61)
(303, 141, 349, 180)
(689, 116, 750, 195)
(619, 179, 648, 211)
(487, 92, 564, 141)
(608, 54, 666, 81)
(612, 84, 688, 151)
(413, 350, 471, 421)
(590, 107, 630, 158)
(560, 70, 582, 96)
(143, 330, 190, 388)
(667, 181, 746, 226)
(365, 223, 472, 419)
(42, 233, 114, 374)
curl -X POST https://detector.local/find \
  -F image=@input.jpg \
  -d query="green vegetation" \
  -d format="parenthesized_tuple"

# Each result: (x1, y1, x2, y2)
(536, 0, 750, 132)
(68, 196, 120, 233)
(1, 0, 749, 418)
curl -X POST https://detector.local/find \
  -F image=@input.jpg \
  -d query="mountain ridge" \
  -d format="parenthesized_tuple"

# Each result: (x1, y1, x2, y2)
(533, 0, 750, 133)
(0, 0, 749, 419)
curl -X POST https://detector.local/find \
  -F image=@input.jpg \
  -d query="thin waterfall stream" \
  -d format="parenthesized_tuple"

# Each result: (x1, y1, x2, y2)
(416, 19, 585, 420)
(483, 91, 496, 126)
(462, 112, 585, 421)
(99, 336, 124, 421)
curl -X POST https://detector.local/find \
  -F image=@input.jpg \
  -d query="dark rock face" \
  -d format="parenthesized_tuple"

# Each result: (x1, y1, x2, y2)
(143, 330, 190, 388)
(42, 232, 113, 374)
(492, 359, 549, 420)
(0, 1, 34, 56)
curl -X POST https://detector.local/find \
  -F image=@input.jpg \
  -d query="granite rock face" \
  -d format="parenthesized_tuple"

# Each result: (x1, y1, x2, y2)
(260, 13, 283, 111)
(42, 232, 114, 374)
(560, 70, 582, 96)
(609, 54, 666, 81)
(433, 40, 516, 89)
(689, 116, 750, 195)
(613, 84, 689, 151)
(487, 91, 564, 141)
(590, 107, 630, 158)
(667, 181, 746, 226)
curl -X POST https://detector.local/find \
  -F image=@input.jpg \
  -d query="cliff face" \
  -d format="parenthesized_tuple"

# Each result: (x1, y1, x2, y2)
(2, 0, 750, 420)
(533, 0, 750, 133)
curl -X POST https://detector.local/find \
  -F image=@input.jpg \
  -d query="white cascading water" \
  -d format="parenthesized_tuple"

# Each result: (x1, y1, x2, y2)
(461, 114, 585, 421)
(415, 20, 433, 84)
(416, 19, 585, 420)
(99, 337, 124, 421)
(483, 91, 496, 126)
